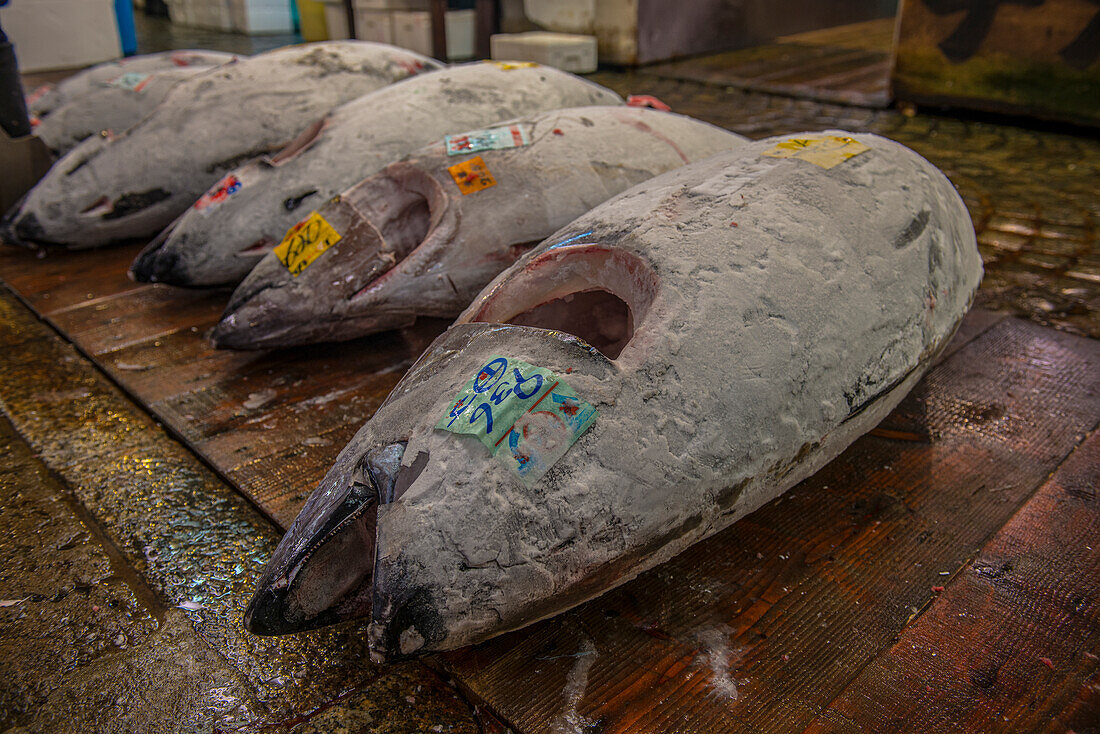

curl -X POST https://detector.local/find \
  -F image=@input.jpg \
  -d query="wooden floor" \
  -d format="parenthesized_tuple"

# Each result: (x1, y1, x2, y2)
(644, 19, 896, 108)
(1, 237, 1097, 732)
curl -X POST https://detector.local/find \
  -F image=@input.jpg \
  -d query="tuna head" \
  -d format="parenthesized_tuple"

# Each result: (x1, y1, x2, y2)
(2, 132, 177, 248)
(212, 106, 746, 350)
(9, 42, 443, 250)
(246, 132, 982, 661)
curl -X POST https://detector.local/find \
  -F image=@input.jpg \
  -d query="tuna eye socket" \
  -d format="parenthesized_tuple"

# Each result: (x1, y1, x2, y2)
(509, 290, 634, 359)
(463, 244, 658, 361)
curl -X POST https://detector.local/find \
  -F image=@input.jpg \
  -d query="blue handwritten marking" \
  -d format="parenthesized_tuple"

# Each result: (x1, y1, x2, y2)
(471, 402, 494, 433)
(474, 357, 508, 393)
(512, 367, 543, 399)
(446, 394, 473, 428)
(548, 231, 593, 250)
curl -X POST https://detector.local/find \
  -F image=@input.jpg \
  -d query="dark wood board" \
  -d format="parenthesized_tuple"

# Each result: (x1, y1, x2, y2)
(644, 19, 896, 108)
(806, 429, 1100, 733)
(1, 237, 1097, 733)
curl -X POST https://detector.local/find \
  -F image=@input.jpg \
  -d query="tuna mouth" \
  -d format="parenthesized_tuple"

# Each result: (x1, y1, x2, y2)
(237, 236, 277, 256)
(245, 441, 411, 636)
(345, 165, 440, 302)
(462, 243, 659, 360)
(1, 196, 43, 247)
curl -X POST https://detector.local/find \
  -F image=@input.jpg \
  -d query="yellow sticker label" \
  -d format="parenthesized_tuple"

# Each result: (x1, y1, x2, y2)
(488, 61, 539, 71)
(448, 155, 497, 195)
(761, 135, 870, 169)
(273, 211, 342, 276)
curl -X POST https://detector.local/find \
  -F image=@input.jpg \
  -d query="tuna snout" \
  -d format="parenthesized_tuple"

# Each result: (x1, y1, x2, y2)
(1, 200, 45, 248)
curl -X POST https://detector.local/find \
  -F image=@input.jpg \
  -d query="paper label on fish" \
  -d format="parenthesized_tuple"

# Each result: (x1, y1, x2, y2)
(193, 173, 246, 215)
(273, 211, 342, 276)
(487, 61, 539, 71)
(761, 135, 869, 169)
(437, 356, 597, 485)
(444, 125, 531, 156)
(107, 72, 154, 92)
(448, 156, 497, 195)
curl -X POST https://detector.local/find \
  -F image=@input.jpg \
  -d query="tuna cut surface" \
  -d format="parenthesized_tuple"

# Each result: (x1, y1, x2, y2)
(27, 49, 239, 119)
(213, 106, 747, 350)
(244, 132, 983, 662)
(130, 62, 625, 287)
(35, 65, 229, 156)
(4, 42, 441, 249)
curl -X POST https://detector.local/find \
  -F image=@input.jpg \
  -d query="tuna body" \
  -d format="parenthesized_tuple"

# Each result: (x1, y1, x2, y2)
(214, 106, 747, 349)
(35, 65, 227, 155)
(28, 49, 238, 118)
(244, 132, 983, 662)
(5, 42, 441, 249)
(130, 62, 624, 287)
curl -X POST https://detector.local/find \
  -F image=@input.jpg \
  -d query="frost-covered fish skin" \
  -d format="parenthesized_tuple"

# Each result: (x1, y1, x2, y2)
(4, 42, 441, 249)
(244, 132, 982, 661)
(130, 62, 625, 287)
(35, 65, 227, 155)
(213, 106, 747, 350)
(28, 49, 238, 119)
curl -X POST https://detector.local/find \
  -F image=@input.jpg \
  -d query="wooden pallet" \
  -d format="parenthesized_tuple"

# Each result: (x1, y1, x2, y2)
(643, 19, 896, 108)
(1, 238, 1097, 733)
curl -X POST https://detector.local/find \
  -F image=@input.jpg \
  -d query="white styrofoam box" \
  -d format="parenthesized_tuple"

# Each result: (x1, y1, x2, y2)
(322, 0, 351, 39)
(354, 0, 427, 9)
(354, 9, 394, 43)
(446, 8, 475, 60)
(391, 9, 474, 60)
(230, 0, 294, 34)
(490, 31, 597, 73)
(0, 0, 122, 72)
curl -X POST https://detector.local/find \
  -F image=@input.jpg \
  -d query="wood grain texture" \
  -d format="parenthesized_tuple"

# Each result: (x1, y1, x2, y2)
(0, 242, 450, 528)
(805, 429, 1100, 733)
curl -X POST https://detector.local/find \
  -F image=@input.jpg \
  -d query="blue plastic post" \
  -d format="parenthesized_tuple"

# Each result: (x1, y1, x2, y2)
(115, 0, 138, 56)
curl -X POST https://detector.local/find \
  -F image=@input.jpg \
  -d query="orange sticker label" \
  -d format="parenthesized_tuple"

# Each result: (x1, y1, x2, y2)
(448, 155, 497, 195)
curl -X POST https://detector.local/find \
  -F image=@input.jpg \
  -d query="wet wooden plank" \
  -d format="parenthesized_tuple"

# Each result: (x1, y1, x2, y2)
(439, 319, 1100, 733)
(46, 286, 227, 355)
(806, 428, 1100, 733)
(0, 243, 141, 310)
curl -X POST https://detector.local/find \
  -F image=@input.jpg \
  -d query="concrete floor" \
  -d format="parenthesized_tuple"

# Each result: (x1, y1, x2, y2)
(3, 14, 1098, 734)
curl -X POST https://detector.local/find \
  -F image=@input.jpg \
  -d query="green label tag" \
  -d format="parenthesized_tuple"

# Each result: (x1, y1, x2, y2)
(437, 356, 597, 485)
(444, 124, 531, 156)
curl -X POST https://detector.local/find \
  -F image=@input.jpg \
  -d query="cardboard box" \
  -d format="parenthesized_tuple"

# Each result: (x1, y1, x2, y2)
(491, 31, 598, 73)
(354, 0, 427, 8)
(322, 0, 351, 39)
(0, 0, 122, 72)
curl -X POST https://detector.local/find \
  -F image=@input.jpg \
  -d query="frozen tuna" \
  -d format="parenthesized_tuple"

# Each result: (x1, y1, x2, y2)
(27, 49, 238, 119)
(4, 42, 441, 249)
(244, 131, 982, 660)
(213, 106, 747, 349)
(130, 62, 625, 287)
(35, 65, 228, 155)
